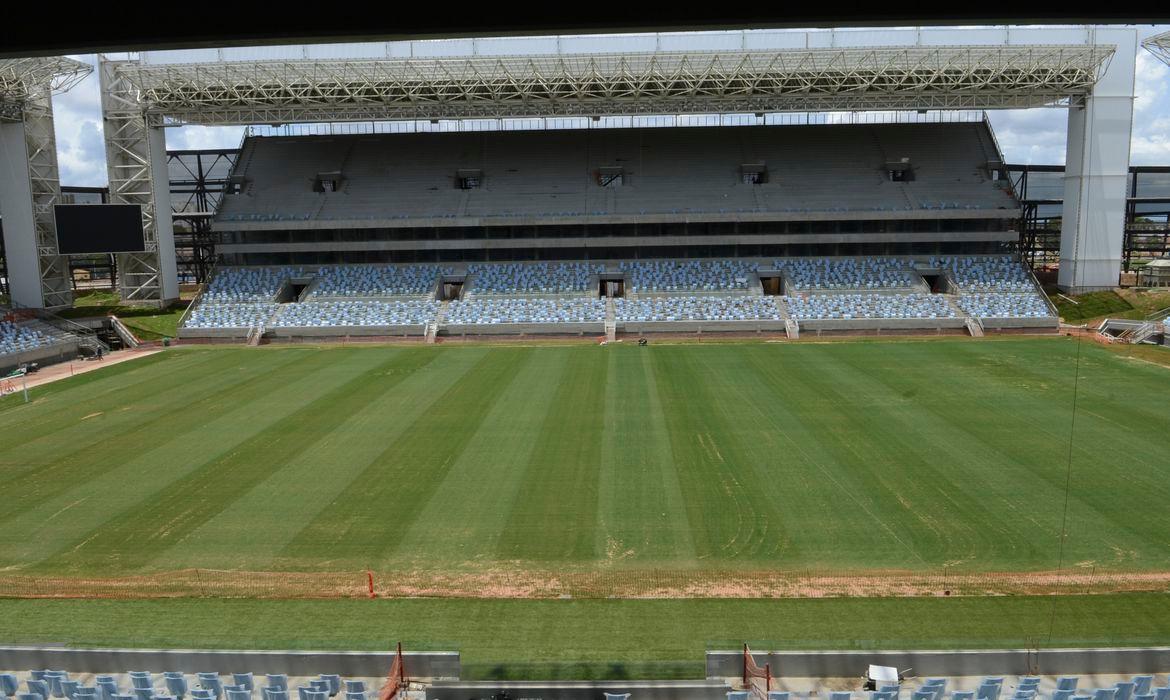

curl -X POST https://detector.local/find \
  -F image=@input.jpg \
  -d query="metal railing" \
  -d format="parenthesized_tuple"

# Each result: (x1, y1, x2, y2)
(176, 259, 219, 330)
(8, 299, 109, 353)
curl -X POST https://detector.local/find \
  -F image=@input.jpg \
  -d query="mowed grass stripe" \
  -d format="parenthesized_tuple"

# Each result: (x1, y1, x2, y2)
(596, 347, 697, 564)
(165, 348, 494, 571)
(277, 347, 530, 569)
(1, 348, 371, 570)
(0, 350, 239, 463)
(35, 348, 424, 572)
(0, 349, 318, 518)
(497, 348, 608, 561)
(649, 347, 791, 561)
(763, 343, 1038, 568)
(837, 341, 1169, 569)
(782, 343, 1031, 567)
(0, 350, 177, 418)
(392, 349, 570, 565)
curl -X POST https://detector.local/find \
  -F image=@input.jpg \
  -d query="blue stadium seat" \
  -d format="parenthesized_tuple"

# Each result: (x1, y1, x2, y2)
(317, 677, 339, 698)
(164, 675, 187, 700)
(264, 679, 286, 694)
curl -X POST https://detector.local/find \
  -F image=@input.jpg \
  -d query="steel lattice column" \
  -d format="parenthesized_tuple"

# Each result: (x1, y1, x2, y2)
(0, 84, 71, 308)
(99, 57, 178, 305)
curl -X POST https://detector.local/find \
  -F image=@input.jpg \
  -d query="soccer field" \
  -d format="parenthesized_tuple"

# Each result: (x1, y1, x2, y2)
(1, 337, 1168, 589)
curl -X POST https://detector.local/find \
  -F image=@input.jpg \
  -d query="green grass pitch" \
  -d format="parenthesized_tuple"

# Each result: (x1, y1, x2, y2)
(2, 336, 1168, 579)
(3, 594, 1170, 678)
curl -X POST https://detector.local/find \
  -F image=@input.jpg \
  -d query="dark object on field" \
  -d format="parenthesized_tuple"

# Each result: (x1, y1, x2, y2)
(638, 338, 648, 346)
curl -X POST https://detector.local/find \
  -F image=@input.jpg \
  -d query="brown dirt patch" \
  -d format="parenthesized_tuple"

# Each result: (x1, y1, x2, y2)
(2, 567, 1168, 600)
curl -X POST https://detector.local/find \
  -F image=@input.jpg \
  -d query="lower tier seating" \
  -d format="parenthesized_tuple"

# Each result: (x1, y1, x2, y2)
(271, 300, 440, 327)
(954, 293, 1053, 319)
(446, 297, 606, 324)
(784, 293, 957, 320)
(615, 295, 780, 322)
(183, 303, 278, 329)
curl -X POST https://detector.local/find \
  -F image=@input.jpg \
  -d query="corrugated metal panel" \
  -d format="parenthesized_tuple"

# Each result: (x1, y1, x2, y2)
(559, 33, 657, 54)
(221, 45, 306, 61)
(305, 43, 387, 59)
(411, 39, 476, 57)
(1009, 27, 1092, 45)
(742, 30, 813, 50)
(141, 49, 220, 65)
(657, 32, 744, 52)
(833, 29, 921, 47)
(918, 28, 1009, 46)
(473, 36, 560, 56)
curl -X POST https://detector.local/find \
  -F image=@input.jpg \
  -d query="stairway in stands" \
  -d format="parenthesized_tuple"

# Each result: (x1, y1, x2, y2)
(604, 298, 616, 342)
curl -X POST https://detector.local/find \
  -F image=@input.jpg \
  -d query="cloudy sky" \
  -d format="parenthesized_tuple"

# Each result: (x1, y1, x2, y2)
(50, 29, 1170, 187)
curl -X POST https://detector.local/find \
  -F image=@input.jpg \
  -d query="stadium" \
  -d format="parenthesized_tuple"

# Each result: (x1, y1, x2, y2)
(1, 15, 1170, 700)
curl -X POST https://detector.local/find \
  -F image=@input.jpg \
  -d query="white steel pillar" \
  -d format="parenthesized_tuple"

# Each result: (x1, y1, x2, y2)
(1058, 27, 1138, 292)
(0, 88, 71, 308)
(99, 57, 178, 306)
(148, 126, 178, 300)
(0, 118, 42, 307)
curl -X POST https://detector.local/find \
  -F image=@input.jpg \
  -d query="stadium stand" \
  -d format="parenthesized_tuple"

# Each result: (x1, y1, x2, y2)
(308, 265, 451, 298)
(201, 268, 303, 303)
(3, 670, 368, 700)
(468, 262, 605, 295)
(778, 257, 918, 290)
(184, 302, 279, 329)
(783, 293, 958, 320)
(216, 124, 1014, 231)
(954, 293, 1053, 319)
(271, 300, 440, 327)
(178, 253, 1058, 337)
(1, 319, 55, 355)
(4, 666, 1165, 700)
(619, 260, 758, 293)
(615, 295, 781, 322)
(446, 297, 605, 324)
(933, 256, 1036, 293)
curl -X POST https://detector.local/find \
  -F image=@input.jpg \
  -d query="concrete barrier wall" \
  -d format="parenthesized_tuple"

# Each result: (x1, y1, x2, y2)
(706, 647, 1170, 679)
(269, 325, 423, 338)
(0, 341, 80, 374)
(0, 647, 459, 679)
(442, 323, 604, 336)
(428, 680, 731, 700)
(798, 318, 968, 332)
(979, 317, 1059, 331)
(178, 328, 250, 340)
(619, 321, 788, 334)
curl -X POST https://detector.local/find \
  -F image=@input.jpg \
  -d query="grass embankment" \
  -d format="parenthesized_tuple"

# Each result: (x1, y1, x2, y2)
(56, 289, 190, 340)
(1050, 288, 1170, 324)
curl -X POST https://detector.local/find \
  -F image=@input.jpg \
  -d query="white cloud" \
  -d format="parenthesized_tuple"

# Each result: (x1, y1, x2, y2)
(42, 27, 1170, 186)
(167, 126, 247, 151)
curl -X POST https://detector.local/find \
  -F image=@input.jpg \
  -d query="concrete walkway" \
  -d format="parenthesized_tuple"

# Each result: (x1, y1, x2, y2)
(12, 347, 164, 390)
